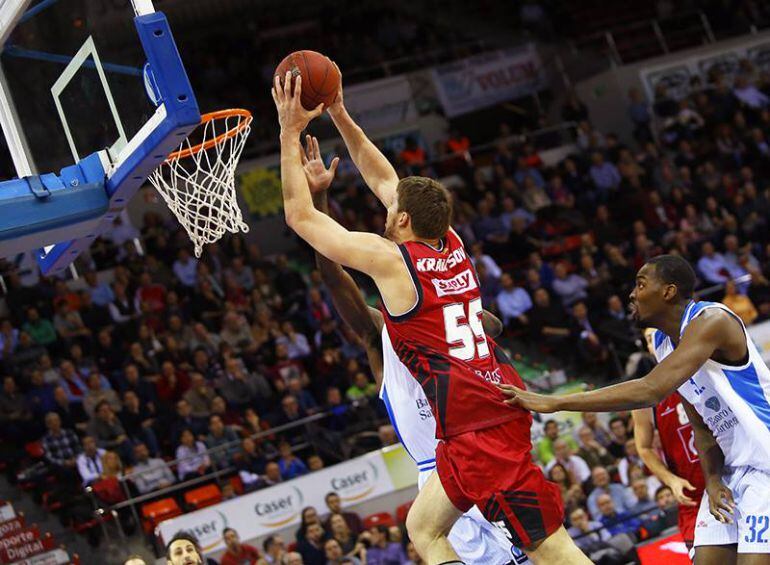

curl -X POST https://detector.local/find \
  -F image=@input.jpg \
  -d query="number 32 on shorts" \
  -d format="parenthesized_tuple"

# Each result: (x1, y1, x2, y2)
(745, 514, 770, 544)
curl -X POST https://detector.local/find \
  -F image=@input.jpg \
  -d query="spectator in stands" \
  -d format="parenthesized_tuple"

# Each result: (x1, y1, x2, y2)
(88, 400, 133, 463)
(175, 428, 211, 481)
(59, 360, 88, 404)
(261, 535, 286, 565)
(589, 152, 621, 199)
(345, 372, 377, 402)
(327, 513, 357, 554)
(22, 307, 57, 348)
(42, 411, 81, 482)
(170, 399, 208, 443)
(596, 493, 641, 538)
(205, 414, 240, 469)
(172, 248, 198, 289)
(117, 392, 156, 454)
(182, 372, 216, 420)
(567, 507, 623, 564)
(587, 466, 637, 519)
(52, 384, 88, 433)
(552, 263, 589, 307)
(130, 442, 174, 495)
(528, 289, 572, 356)
(495, 274, 532, 329)
(628, 478, 657, 517)
(220, 357, 266, 411)
(548, 463, 586, 516)
(277, 441, 308, 479)
(83, 372, 121, 417)
(697, 241, 742, 285)
(237, 437, 267, 492)
(607, 416, 629, 459)
(628, 88, 652, 144)
(617, 438, 645, 486)
(297, 521, 326, 565)
(576, 426, 615, 469)
(722, 279, 758, 325)
(308, 455, 324, 472)
(324, 537, 362, 565)
(365, 524, 406, 565)
(324, 492, 363, 535)
(569, 301, 609, 372)
(263, 461, 283, 486)
(545, 438, 591, 483)
(77, 435, 106, 486)
(276, 321, 312, 360)
(220, 527, 260, 565)
(272, 394, 308, 445)
(26, 370, 56, 419)
(536, 420, 577, 465)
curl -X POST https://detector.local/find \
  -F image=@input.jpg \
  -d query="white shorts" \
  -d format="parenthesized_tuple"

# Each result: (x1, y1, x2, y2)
(694, 466, 770, 554)
(419, 470, 529, 564)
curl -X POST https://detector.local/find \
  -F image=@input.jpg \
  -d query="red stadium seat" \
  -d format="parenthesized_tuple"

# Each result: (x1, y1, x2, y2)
(24, 441, 44, 459)
(396, 501, 413, 525)
(363, 512, 395, 529)
(230, 475, 244, 495)
(141, 498, 182, 533)
(184, 484, 222, 510)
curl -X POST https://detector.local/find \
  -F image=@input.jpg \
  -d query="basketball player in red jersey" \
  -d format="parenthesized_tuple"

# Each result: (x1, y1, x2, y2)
(272, 71, 588, 565)
(634, 330, 705, 556)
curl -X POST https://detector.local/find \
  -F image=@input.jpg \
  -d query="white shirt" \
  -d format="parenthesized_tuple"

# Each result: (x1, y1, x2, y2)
(77, 449, 106, 486)
(545, 454, 591, 483)
(652, 300, 770, 472)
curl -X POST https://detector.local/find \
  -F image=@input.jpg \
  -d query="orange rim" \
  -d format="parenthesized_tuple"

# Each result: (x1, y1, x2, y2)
(166, 108, 252, 161)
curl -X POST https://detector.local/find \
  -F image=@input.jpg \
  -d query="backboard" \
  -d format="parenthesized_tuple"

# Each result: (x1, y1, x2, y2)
(0, 0, 200, 274)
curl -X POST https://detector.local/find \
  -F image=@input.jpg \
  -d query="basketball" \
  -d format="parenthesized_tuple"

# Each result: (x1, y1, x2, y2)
(274, 50, 340, 111)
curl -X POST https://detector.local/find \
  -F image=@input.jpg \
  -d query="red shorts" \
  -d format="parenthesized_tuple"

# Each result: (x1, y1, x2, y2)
(436, 420, 564, 548)
(678, 504, 699, 548)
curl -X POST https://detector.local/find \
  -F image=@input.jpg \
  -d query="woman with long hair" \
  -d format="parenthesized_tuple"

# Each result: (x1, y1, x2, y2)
(328, 513, 356, 554)
(548, 462, 586, 515)
(295, 506, 321, 542)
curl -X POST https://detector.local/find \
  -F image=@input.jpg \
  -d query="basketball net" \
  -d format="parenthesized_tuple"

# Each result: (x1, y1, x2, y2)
(149, 109, 252, 257)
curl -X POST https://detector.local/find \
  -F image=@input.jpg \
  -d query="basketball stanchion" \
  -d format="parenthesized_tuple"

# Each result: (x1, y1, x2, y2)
(148, 108, 252, 257)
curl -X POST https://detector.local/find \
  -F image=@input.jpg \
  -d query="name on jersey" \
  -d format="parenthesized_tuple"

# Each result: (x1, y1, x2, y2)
(416, 398, 433, 421)
(416, 248, 467, 272)
(431, 269, 477, 297)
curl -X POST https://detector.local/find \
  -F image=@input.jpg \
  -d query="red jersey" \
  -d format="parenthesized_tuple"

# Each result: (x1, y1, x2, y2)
(381, 229, 529, 439)
(654, 391, 706, 498)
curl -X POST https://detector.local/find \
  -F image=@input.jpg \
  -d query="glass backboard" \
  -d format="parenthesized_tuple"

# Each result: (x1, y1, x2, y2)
(1, 0, 159, 178)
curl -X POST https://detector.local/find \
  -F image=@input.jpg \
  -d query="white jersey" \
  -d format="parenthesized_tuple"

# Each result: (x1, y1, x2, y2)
(651, 300, 770, 472)
(380, 326, 528, 564)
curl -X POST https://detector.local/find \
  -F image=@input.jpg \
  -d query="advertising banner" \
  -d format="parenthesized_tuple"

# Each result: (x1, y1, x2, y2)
(640, 35, 770, 100)
(157, 445, 417, 554)
(344, 76, 417, 132)
(430, 44, 546, 117)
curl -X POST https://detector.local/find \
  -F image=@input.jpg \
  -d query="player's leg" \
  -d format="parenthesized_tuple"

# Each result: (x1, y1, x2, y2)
(406, 471, 464, 564)
(734, 468, 770, 564)
(693, 545, 737, 565)
(522, 525, 592, 565)
(736, 554, 770, 565)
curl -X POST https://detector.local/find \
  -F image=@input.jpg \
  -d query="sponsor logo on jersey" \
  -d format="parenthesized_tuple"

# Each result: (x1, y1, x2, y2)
(705, 396, 721, 411)
(432, 269, 477, 297)
(415, 248, 466, 272)
(704, 404, 738, 435)
(416, 397, 433, 421)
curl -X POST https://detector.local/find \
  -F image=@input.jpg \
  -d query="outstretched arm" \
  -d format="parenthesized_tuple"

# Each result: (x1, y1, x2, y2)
(301, 135, 385, 387)
(273, 73, 400, 278)
(633, 407, 698, 506)
(326, 70, 399, 208)
(497, 308, 734, 412)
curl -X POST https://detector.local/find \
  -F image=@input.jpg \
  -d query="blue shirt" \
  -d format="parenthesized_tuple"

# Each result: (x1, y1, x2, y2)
(599, 511, 642, 537)
(515, 167, 545, 188)
(697, 253, 746, 286)
(552, 274, 588, 306)
(89, 282, 115, 307)
(366, 542, 407, 565)
(278, 457, 308, 480)
(496, 287, 533, 324)
(587, 484, 636, 519)
(590, 162, 621, 191)
(173, 258, 198, 287)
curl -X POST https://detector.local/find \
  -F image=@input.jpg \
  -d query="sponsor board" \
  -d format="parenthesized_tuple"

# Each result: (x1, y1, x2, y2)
(640, 35, 770, 101)
(431, 44, 546, 117)
(344, 76, 417, 132)
(158, 446, 415, 554)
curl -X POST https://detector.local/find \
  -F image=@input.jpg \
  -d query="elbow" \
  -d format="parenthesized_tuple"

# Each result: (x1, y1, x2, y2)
(284, 208, 310, 233)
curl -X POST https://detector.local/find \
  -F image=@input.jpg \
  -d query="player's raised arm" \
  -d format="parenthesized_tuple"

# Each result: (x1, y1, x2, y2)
(633, 407, 697, 506)
(299, 135, 385, 382)
(273, 73, 400, 278)
(326, 66, 399, 208)
(497, 308, 732, 412)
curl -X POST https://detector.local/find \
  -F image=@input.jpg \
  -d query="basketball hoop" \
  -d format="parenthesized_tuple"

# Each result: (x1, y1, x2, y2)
(148, 108, 252, 257)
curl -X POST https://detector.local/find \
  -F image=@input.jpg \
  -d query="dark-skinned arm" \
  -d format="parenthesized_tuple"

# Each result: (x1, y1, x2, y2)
(681, 398, 734, 523)
(498, 309, 732, 412)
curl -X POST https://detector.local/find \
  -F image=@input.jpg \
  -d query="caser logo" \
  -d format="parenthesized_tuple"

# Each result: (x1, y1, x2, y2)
(432, 269, 477, 297)
(330, 461, 379, 502)
(185, 510, 228, 552)
(254, 486, 304, 528)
